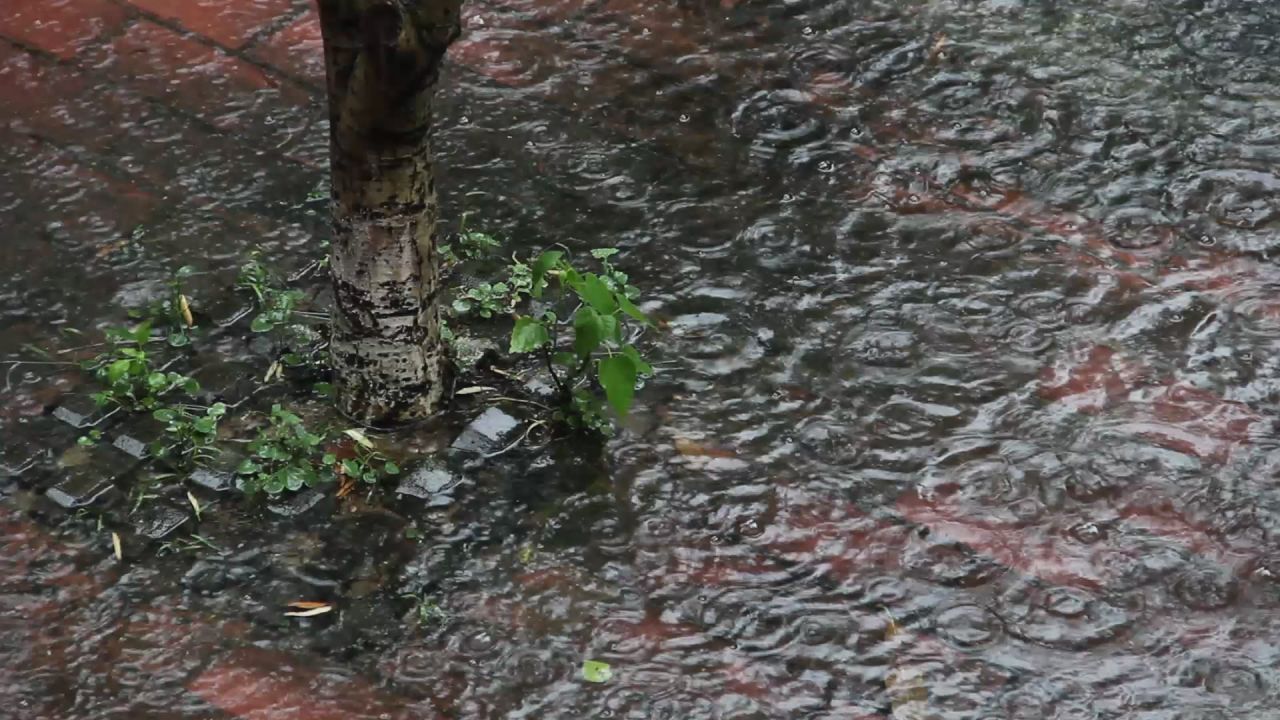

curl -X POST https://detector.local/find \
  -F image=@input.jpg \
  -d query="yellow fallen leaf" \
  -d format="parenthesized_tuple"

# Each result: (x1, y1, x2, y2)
(111, 532, 122, 561)
(343, 428, 374, 449)
(187, 491, 202, 520)
(455, 386, 493, 396)
(263, 361, 281, 383)
(284, 605, 333, 617)
(287, 600, 332, 610)
(674, 437, 736, 458)
(883, 607, 900, 639)
(179, 294, 194, 327)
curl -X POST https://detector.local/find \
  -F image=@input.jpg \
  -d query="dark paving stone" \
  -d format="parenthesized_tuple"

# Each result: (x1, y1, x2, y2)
(395, 462, 463, 507)
(111, 416, 168, 460)
(188, 449, 245, 493)
(451, 407, 520, 454)
(190, 358, 263, 407)
(267, 487, 326, 517)
(51, 394, 118, 430)
(43, 443, 137, 509)
(133, 502, 190, 539)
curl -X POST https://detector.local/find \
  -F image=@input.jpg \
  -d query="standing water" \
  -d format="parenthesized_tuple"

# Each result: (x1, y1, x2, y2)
(3, 0, 1280, 717)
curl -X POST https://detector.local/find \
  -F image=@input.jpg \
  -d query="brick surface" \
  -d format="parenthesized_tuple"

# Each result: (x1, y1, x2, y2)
(127, 0, 300, 50)
(248, 6, 323, 84)
(0, 0, 128, 59)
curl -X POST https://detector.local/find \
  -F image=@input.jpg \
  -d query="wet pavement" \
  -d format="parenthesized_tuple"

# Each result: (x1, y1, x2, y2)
(6, 0, 1280, 718)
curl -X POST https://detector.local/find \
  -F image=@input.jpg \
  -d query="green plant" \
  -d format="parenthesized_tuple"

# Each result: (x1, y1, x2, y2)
(440, 212, 501, 265)
(128, 265, 199, 347)
(327, 429, 400, 486)
(452, 281, 510, 318)
(507, 249, 654, 435)
(402, 593, 448, 625)
(152, 402, 227, 465)
(235, 404, 333, 495)
(83, 321, 200, 412)
(237, 253, 318, 362)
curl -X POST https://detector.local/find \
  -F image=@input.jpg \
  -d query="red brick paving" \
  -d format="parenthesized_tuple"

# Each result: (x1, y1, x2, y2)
(127, 0, 301, 50)
(0, 0, 128, 59)
(248, 6, 323, 84)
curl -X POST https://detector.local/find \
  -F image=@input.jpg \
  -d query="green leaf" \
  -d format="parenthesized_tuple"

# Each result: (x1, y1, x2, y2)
(208, 402, 228, 417)
(193, 417, 217, 434)
(237, 459, 261, 475)
(622, 345, 653, 375)
(284, 466, 306, 491)
(182, 378, 201, 394)
(553, 351, 577, 367)
(530, 251, 564, 298)
(598, 354, 638, 417)
(341, 459, 361, 477)
(168, 332, 190, 347)
(147, 372, 169, 390)
(577, 274, 618, 315)
(510, 316, 550, 353)
(131, 321, 152, 345)
(572, 307, 605, 358)
(384, 462, 400, 475)
(591, 248, 620, 260)
(615, 292, 651, 326)
(264, 475, 286, 494)
(313, 382, 334, 397)
(599, 313, 621, 343)
(153, 408, 178, 423)
(581, 660, 613, 683)
(107, 359, 132, 385)
(250, 314, 273, 333)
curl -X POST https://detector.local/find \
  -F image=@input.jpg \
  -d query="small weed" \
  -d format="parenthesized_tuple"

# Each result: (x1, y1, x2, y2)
(452, 281, 510, 318)
(237, 252, 315, 354)
(151, 402, 227, 466)
(329, 429, 400, 486)
(236, 404, 333, 495)
(402, 593, 449, 626)
(82, 321, 200, 412)
(506, 249, 654, 435)
(440, 212, 501, 265)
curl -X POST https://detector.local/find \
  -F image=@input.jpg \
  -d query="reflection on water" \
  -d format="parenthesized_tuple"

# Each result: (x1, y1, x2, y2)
(5, 0, 1280, 717)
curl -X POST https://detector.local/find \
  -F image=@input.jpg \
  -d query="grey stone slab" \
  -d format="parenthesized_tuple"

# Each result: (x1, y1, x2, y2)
(51, 395, 117, 430)
(451, 407, 520, 454)
(43, 444, 136, 509)
(133, 503, 190, 539)
(190, 468, 234, 492)
(396, 463, 461, 507)
(267, 488, 325, 517)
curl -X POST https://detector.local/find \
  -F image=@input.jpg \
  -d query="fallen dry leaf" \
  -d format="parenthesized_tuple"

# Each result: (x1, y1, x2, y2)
(179, 294, 194, 327)
(455, 386, 493, 396)
(284, 606, 334, 618)
(111, 532, 122, 561)
(674, 437, 737, 458)
(336, 476, 356, 499)
(286, 601, 331, 610)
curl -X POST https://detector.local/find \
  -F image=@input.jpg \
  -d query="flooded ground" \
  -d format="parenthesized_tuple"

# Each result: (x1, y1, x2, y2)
(4, 0, 1280, 717)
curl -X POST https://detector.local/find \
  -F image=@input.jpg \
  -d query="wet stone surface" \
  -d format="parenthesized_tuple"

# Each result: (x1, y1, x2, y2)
(450, 407, 520, 455)
(132, 502, 190, 539)
(43, 443, 136, 509)
(395, 462, 463, 507)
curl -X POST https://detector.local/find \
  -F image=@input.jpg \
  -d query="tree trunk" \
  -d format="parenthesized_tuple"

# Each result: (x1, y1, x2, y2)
(317, 0, 462, 426)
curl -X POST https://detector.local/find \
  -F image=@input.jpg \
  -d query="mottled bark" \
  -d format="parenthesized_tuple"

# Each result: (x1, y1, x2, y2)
(317, 0, 462, 426)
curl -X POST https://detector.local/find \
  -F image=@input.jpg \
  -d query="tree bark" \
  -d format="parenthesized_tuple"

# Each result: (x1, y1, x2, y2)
(317, 0, 462, 426)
